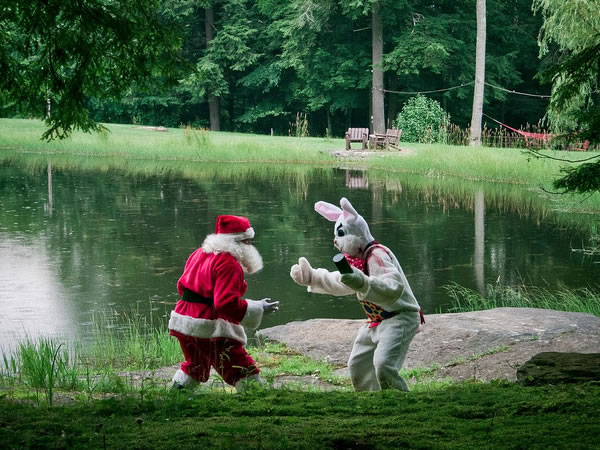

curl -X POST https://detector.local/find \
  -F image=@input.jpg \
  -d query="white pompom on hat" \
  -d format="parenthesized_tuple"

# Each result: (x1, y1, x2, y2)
(215, 215, 255, 240)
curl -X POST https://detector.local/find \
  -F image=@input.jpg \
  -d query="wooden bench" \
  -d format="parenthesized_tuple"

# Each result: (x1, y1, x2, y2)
(369, 129, 402, 150)
(345, 128, 369, 150)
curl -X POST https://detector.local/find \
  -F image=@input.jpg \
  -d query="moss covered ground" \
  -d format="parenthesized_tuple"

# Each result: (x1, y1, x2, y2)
(1, 382, 599, 449)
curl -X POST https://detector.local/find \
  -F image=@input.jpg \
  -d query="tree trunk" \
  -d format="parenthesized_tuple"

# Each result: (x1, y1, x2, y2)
(470, 0, 486, 146)
(371, 1, 385, 134)
(205, 5, 220, 131)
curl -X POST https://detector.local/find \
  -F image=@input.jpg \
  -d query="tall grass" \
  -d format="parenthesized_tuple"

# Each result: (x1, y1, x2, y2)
(0, 308, 181, 404)
(368, 143, 564, 185)
(1, 337, 79, 405)
(82, 307, 181, 371)
(445, 282, 600, 317)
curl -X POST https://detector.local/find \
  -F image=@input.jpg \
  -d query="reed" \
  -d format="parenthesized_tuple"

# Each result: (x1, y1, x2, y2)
(1, 337, 80, 405)
(445, 282, 600, 317)
(0, 307, 185, 403)
(83, 307, 180, 371)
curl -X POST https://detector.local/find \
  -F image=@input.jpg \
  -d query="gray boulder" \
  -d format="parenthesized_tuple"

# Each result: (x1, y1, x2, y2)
(256, 307, 600, 382)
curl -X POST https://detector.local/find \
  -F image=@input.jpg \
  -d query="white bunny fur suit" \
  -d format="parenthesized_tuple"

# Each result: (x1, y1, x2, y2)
(290, 197, 421, 391)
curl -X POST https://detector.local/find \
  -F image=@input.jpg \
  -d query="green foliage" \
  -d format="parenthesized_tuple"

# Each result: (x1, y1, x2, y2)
(0, 0, 183, 140)
(553, 159, 600, 194)
(530, 0, 600, 193)
(393, 95, 450, 143)
(533, 0, 600, 142)
(1, 0, 551, 139)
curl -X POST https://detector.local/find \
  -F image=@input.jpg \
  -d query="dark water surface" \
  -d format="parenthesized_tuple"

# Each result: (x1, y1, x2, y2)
(0, 159, 598, 346)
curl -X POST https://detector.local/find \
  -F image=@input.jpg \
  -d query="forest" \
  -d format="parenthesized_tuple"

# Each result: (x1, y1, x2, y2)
(1, 1, 599, 153)
(0, 1, 577, 135)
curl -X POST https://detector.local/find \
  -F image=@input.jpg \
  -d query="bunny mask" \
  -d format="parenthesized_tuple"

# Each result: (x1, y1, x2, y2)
(314, 197, 375, 257)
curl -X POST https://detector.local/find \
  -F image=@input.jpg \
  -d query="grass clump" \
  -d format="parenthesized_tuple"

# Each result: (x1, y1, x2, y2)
(445, 282, 600, 317)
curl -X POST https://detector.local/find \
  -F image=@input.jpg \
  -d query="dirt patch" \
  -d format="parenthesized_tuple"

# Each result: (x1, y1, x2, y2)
(329, 147, 413, 159)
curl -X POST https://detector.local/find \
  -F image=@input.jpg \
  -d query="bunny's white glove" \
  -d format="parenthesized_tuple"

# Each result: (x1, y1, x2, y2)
(290, 257, 314, 286)
(341, 267, 368, 292)
(260, 298, 279, 315)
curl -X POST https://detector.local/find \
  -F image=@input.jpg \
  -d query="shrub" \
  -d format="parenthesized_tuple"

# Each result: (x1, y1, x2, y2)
(394, 95, 451, 143)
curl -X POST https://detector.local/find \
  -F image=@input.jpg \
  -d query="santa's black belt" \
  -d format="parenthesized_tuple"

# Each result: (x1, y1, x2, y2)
(182, 289, 213, 304)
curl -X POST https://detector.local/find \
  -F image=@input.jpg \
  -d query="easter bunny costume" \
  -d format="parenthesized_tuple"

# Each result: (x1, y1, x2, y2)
(290, 198, 423, 391)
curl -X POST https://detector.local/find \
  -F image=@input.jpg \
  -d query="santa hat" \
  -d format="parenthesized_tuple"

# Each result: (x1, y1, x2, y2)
(215, 215, 255, 240)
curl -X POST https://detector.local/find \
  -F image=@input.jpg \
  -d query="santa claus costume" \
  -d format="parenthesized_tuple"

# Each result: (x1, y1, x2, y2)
(168, 215, 278, 391)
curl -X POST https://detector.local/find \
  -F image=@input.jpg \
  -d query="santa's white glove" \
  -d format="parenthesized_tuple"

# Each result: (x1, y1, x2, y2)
(290, 257, 313, 286)
(341, 267, 368, 292)
(261, 298, 279, 315)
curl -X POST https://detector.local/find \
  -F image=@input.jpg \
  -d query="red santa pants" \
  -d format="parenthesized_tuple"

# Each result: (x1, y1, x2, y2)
(175, 335, 259, 386)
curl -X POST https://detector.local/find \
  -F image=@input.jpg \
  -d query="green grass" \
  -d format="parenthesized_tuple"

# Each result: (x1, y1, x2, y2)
(0, 118, 338, 163)
(445, 282, 600, 317)
(367, 143, 564, 185)
(0, 383, 598, 449)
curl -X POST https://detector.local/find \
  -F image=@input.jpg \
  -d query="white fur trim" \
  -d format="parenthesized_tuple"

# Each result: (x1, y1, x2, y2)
(168, 311, 248, 345)
(240, 299, 264, 330)
(172, 369, 198, 388)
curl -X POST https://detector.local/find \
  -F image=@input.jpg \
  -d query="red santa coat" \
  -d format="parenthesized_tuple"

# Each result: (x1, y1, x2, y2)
(168, 248, 264, 345)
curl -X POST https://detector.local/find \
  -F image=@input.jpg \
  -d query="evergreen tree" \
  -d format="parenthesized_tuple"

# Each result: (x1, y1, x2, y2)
(0, 0, 182, 139)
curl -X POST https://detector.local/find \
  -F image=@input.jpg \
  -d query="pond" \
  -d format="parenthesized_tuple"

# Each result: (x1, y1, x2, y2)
(0, 157, 598, 347)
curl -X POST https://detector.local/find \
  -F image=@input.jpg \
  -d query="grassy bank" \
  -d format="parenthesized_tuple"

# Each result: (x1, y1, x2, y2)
(0, 118, 338, 164)
(2, 118, 600, 217)
(0, 117, 598, 186)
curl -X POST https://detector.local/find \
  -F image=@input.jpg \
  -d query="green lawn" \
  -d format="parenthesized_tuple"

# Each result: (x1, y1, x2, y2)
(1, 383, 598, 449)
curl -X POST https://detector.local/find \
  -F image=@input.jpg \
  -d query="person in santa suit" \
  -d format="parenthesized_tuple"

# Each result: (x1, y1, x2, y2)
(168, 214, 279, 392)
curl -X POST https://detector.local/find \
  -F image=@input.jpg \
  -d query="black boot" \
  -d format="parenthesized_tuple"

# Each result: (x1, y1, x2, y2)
(172, 381, 185, 391)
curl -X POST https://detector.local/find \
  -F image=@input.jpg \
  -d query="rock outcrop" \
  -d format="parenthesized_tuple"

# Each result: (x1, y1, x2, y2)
(516, 352, 600, 386)
(257, 308, 600, 382)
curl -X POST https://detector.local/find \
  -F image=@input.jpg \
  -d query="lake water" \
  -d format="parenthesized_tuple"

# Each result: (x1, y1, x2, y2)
(0, 158, 598, 347)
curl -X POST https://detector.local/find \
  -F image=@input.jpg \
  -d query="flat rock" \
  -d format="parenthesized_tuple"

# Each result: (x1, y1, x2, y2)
(257, 308, 600, 382)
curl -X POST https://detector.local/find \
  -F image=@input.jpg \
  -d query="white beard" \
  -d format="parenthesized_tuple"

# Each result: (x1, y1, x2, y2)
(240, 244, 263, 274)
(202, 234, 263, 274)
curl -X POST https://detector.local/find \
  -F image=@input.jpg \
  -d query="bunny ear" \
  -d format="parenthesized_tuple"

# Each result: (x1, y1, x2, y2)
(314, 201, 342, 222)
(340, 197, 360, 224)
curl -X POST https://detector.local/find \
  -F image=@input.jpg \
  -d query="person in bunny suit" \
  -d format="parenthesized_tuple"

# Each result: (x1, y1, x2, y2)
(169, 215, 279, 392)
(290, 198, 423, 391)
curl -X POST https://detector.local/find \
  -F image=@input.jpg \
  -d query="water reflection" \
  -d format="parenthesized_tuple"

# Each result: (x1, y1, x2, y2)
(0, 235, 76, 344)
(474, 189, 485, 295)
(0, 157, 598, 346)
